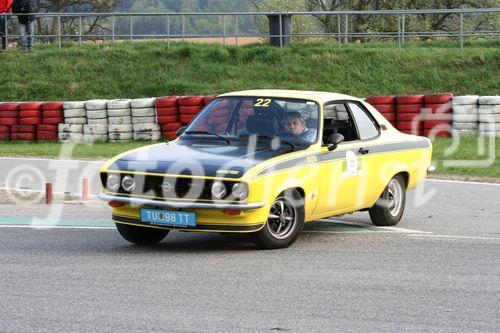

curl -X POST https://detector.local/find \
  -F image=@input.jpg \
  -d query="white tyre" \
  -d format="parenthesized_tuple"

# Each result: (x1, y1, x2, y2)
(109, 124, 133, 133)
(83, 134, 109, 142)
(132, 116, 155, 124)
(478, 122, 499, 131)
(58, 124, 83, 133)
(109, 132, 133, 140)
(452, 105, 477, 115)
(478, 96, 500, 105)
(86, 109, 107, 119)
(107, 108, 131, 117)
(131, 98, 155, 109)
(108, 116, 132, 125)
(479, 114, 500, 123)
(133, 131, 161, 141)
(478, 105, 500, 115)
(63, 101, 86, 110)
(133, 123, 161, 132)
(478, 131, 500, 137)
(65, 117, 87, 125)
(58, 133, 84, 141)
(85, 99, 108, 110)
(107, 99, 131, 109)
(64, 108, 86, 118)
(87, 118, 108, 125)
(452, 96, 479, 106)
(132, 107, 155, 117)
(84, 124, 108, 135)
(452, 122, 478, 130)
(452, 114, 478, 122)
(451, 129, 478, 137)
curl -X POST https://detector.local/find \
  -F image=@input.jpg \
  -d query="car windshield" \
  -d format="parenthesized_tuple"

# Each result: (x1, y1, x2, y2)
(182, 97, 320, 146)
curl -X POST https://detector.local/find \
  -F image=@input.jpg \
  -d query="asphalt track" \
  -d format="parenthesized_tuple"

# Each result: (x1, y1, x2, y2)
(0, 158, 499, 332)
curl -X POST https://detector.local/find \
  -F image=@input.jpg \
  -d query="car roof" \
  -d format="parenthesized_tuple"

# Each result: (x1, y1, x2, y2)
(220, 89, 362, 105)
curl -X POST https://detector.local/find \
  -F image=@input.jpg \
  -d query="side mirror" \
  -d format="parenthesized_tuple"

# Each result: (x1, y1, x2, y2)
(176, 126, 187, 136)
(327, 133, 344, 151)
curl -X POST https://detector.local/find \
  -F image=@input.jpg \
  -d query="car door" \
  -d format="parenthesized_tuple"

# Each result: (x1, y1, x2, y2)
(314, 102, 364, 216)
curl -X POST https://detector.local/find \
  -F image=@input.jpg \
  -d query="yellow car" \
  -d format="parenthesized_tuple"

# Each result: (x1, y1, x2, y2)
(98, 90, 432, 249)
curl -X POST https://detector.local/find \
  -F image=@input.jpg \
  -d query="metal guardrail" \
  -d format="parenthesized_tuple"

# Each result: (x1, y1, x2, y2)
(1, 8, 499, 51)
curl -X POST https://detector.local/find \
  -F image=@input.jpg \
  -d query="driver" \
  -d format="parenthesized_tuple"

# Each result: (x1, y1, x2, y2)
(284, 111, 317, 143)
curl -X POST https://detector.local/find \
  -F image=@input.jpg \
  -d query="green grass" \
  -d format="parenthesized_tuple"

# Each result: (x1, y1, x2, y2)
(0, 40, 499, 101)
(0, 138, 498, 179)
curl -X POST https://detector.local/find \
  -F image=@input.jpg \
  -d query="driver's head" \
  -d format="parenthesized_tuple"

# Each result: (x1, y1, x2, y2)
(284, 112, 306, 136)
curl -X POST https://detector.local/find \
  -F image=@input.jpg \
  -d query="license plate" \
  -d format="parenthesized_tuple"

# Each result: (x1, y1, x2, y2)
(140, 209, 196, 228)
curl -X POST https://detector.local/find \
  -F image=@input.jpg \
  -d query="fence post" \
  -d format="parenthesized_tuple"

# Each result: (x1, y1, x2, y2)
(279, 13, 283, 48)
(397, 15, 401, 51)
(130, 16, 133, 40)
(402, 14, 405, 45)
(3, 13, 7, 50)
(223, 15, 226, 46)
(78, 16, 82, 45)
(57, 15, 61, 49)
(167, 15, 170, 48)
(337, 14, 341, 46)
(459, 13, 464, 53)
(182, 15, 185, 42)
(111, 16, 115, 42)
(344, 14, 348, 44)
(235, 15, 239, 46)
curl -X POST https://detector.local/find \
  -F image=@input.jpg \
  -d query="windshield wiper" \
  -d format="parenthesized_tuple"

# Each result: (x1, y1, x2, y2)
(183, 131, 231, 145)
(239, 134, 296, 151)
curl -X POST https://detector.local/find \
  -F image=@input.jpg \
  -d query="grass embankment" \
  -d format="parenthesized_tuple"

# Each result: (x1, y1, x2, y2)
(0, 40, 499, 101)
(0, 138, 498, 179)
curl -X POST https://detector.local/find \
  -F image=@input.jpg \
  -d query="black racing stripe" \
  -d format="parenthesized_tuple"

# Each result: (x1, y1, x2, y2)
(112, 214, 263, 232)
(257, 138, 430, 176)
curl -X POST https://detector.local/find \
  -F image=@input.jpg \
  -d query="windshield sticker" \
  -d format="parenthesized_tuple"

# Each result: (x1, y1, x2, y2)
(254, 98, 271, 107)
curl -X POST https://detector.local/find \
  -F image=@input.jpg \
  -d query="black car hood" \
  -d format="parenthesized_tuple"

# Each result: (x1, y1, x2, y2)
(107, 140, 288, 179)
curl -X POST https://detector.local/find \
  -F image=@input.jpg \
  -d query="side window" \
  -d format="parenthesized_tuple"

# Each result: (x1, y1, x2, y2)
(348, 103, 380, 140)
(323, 103, 358, 142)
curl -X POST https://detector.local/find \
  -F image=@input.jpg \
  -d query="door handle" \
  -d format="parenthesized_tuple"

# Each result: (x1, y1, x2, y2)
(358, 148, 369, 155)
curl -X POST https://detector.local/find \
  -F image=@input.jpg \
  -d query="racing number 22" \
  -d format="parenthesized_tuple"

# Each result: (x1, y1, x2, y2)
(254, 98, 271, 107)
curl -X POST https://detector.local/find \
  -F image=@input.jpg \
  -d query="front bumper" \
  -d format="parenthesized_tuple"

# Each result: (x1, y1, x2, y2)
(98, 192, 264, 211)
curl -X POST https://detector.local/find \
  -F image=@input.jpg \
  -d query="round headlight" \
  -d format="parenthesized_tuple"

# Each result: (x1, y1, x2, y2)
(106, 174, 120, 192)
(211, 181, 227, 199)
(232, 183, 248, 200)
(121, 175, 136, 192)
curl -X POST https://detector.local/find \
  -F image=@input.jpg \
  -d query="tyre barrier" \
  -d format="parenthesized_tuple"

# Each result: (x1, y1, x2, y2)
(478, 96, 500, 138)
(155, 96, 181, 139)
(107, 100, 132, 142)
(131, 98, 158, 141)
(423, 94, 453, 138)
(366, 95, 396, 126)
(452, 95, 479, 137)
(394, 95, 425, 135)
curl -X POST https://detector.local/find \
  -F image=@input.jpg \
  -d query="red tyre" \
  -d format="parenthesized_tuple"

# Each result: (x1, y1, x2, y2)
(180, 114, 197, 124)
(43, 110, 64, 118)
(398, 129, 420, 135)
(424, 120, 452, 130)
(0, 132, 10, 140)
(162, 122, 183, 131)
(366, 96, 395, 105)
(178, 96, 204, 106)
(43, 117, 65, 125)
(372, 104, 395, 113)
(42, 102, 64, 111)
(396, 94, 425, 105)
(0, 103, 19, 111)
(163, 131, 178, 139)
(0, 111, 19, 117)
(156, 115, 180, 124)
(38, 124, 58, 132)
(380, 113, 396, 122)
(37, 131, 58, 141)
(422, 129, 451, 138)
(19, 102, 43, 111)
(424, 103, 452, 114)
(396, 104, 422, 114)
(424, 93, 453, 105)
(0, 118, 19, 126)
(156, 107, 178, 117)
(11, 132, 35, 140)
(396, 121, 423, 131)
(19, 117, 42, 125)
(20, 110, 43, 118)
(396, 113, 421, 122)
(155, 96, 179, 108)
(0, 125, 10, 133)
(203, 94, 219, 105)
(11, 125, 37, 133)
(179, 105, 203, 115)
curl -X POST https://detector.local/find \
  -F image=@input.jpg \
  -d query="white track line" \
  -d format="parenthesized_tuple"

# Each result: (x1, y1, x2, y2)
(410, 234, 500, 241)
(0, 187, 98, 197)
(426, 179, 500, 186)
(0, 157, 104, 163)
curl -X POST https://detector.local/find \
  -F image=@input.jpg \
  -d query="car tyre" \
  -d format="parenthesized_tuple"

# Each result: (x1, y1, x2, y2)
(253, 189, 305, 249)
(115, 223, 169, 245)
(369, 174, 406, 226)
